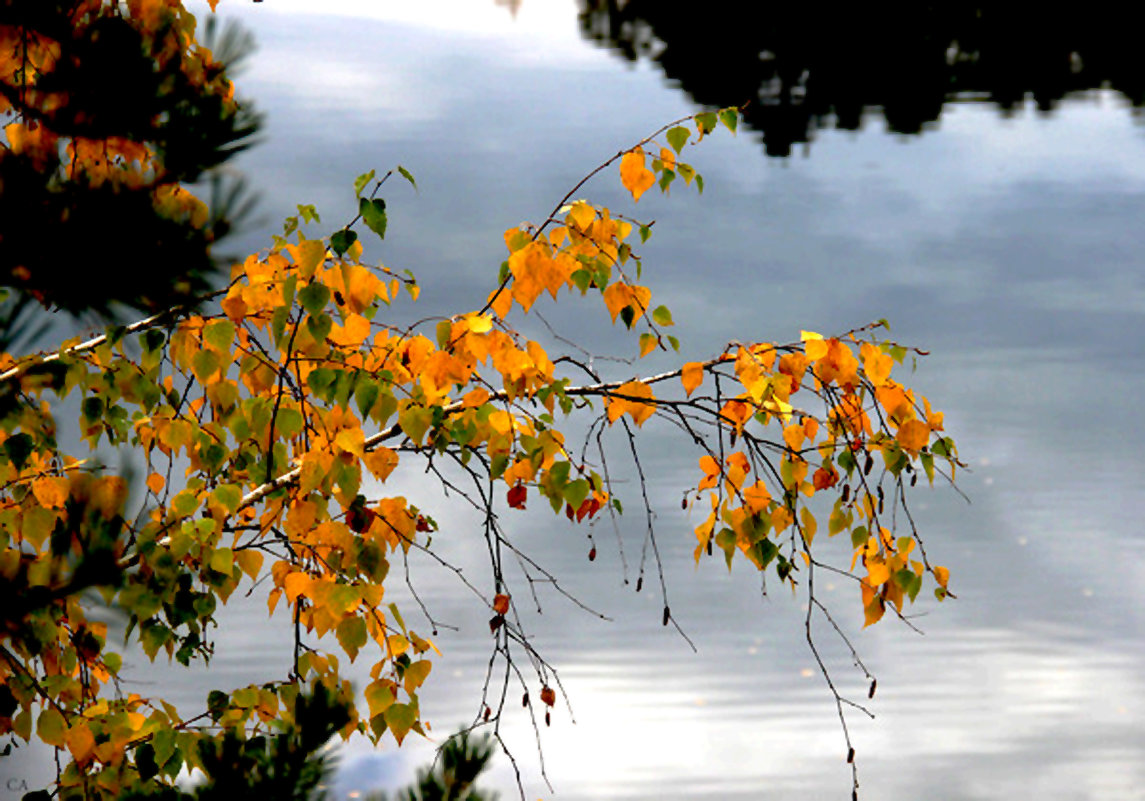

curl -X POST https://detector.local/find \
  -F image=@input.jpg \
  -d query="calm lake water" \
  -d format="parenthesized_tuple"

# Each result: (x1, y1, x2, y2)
(6, 2, 1145, 799)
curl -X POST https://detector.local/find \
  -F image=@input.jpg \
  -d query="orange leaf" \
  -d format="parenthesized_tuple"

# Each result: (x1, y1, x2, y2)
(146, 472, 165, 494)
(605, 380, 656, 427)
(896, 419, 930, 454)
(493, 594, 510, 615)
(487, 287, 512, 319)
(65, 722, 96, 765)
(659, 147, 676, 171)
(619, 148, 655, 203)
(801, 330, 828, 361)
(283, 572, 312, 603)
(31, 477, 69, 509)
(681, 361, 703, 396)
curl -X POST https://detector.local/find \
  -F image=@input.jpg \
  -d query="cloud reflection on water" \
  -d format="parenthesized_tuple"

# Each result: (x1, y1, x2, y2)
(18, 3, 1135, 800)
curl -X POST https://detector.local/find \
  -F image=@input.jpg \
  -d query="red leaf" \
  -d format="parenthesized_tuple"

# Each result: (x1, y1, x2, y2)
(507, 484, 527, 509)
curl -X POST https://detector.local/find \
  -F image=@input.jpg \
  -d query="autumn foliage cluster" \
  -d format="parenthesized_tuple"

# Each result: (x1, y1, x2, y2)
(0, 2, 958, 799)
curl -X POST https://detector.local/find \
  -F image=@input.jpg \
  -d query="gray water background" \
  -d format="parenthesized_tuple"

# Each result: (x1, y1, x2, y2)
(5, 2, 1145, 799)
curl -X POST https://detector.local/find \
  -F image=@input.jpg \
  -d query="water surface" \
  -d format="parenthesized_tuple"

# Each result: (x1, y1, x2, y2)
(10, 3, 1145, 799)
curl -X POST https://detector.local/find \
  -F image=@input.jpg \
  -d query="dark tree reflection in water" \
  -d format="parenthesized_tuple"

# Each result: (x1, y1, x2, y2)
(578, 1, 1145, 156)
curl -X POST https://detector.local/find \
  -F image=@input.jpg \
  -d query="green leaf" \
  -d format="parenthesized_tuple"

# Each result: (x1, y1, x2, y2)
(882, 444, 908, 476)
(696, 111, 718, 134)
(306, 312, 332, 343)
(355, 378, 380, 420)
(203, 321, 235, 354)
(172, 490, 200, 518)
(209, 547, 233, 575)
(920, 451, 935, 485)
(36, 706, 65, 747)
(359, 197, 388, 240)
(134, 742, 159, 781)
(299, 281, 331, 315)
(667, 335, 680, 351)
(211, 485, 241, 514)
(397, 165, 418, 190)
(751, 538, 779, 571)
(564, 478, 590, 511)
(435, 319, 452, 349)
(548, 460, 571, 489)
(652, 305, 674, 326)
(206, 690, 229, 722)
(715, 527, 736, 570)
(331, 228, 357, 256)
(850, 525, 869, 550)
(718, 107, 739, 133)
(354, 169, 376, 198)
(307, 368, 337, 399)
(336, 616, 368, 662)
(276, 407, 304, 439)
(383, 702, 417, 745)
(639, 224, 652, 244)
(142, 329, 166, 353)
(619, 306, 636, 329)
(297, 204, 321, 224)
(399, 406, 432, 446)
(666, 125, 690, 153)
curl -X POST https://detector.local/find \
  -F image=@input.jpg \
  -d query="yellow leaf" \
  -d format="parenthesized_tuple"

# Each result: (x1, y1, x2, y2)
(363, 447, 399, 481)
(860, 342, 893, 387)
(235, 549, 263, 580)
(567, 201, 596, 231)
(659, 147, 676, 171)
(770, 506, 793, 533)
(365, 680, 396, 718)
(334, 428, 365, 458)
(862, 581, 886, 627)
(783, 423, 805, 452)
(403, 659, 432, 694)
(697, 454, 720, 490)
(387, 634, 410, 659)
(287, 238, 326, 279)
(866, 556, 890, 587)
(465, 313, 493, 334)
(681, 361, 703, 397)
(800, 507, 817, 544)
(619, 148, 655, 203)
(933, 565, 950, 588)
(639, 333, 657, 358)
